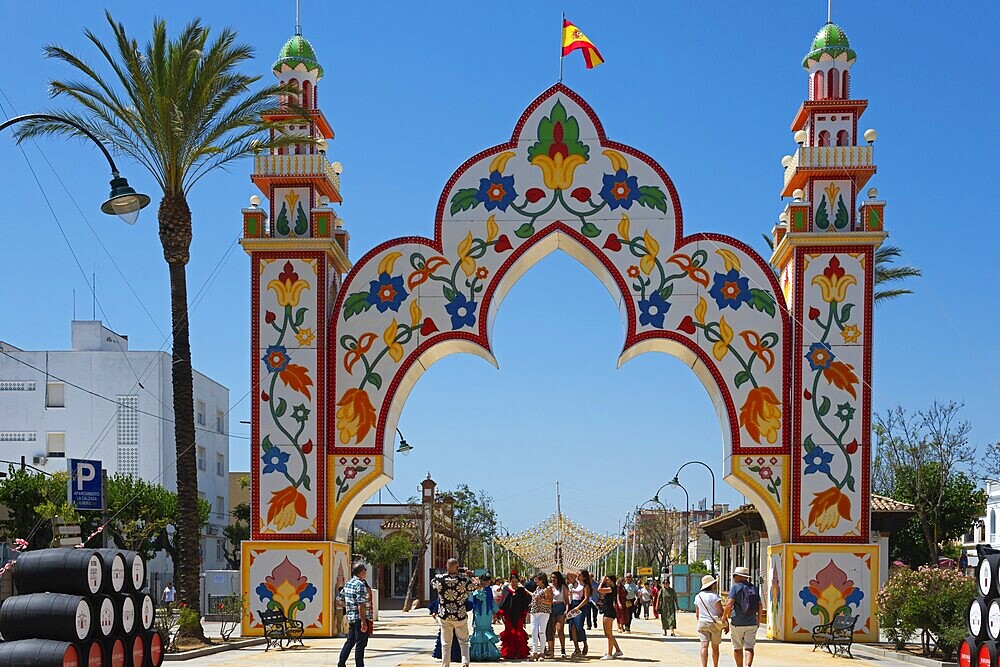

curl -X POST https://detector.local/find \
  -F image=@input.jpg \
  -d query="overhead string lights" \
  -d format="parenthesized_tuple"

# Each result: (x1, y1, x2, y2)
(494, 513, 624, 573)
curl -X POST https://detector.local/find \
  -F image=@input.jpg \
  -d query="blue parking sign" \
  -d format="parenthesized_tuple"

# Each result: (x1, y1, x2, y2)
(68, 459, 103, 510)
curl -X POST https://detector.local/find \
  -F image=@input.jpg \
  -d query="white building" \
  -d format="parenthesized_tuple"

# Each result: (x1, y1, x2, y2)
(961, 481, 1000, 561)
(0, 320, 231, 577)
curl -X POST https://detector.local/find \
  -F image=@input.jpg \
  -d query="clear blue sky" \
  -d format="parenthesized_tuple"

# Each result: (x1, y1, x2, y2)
(0, 1, 996, 537)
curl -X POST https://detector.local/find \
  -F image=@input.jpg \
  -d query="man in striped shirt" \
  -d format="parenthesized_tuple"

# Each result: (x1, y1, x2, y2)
(338, 562, 373, 667)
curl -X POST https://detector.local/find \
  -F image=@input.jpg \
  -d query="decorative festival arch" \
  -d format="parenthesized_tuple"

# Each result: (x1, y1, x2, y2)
(328, 84, 792, 545)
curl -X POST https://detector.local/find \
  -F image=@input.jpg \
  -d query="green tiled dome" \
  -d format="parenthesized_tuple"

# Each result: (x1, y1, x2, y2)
(273, 34, 323, 77)
(803, 22, 857, 68)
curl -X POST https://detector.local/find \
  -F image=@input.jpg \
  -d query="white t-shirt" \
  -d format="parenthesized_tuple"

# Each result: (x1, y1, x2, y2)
(695, 591, 722, 623)
(162, 586, 175, 603)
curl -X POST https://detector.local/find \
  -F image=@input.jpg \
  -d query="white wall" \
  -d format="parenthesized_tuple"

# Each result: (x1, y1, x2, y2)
(0, 321, 231, 573)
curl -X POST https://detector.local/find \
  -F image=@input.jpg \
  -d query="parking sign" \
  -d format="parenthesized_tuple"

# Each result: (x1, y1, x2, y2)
(68, 459, 103, 510)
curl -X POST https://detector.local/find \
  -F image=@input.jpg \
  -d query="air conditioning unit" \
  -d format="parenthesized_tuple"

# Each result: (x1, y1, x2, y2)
(32, 456, 47, 465)
(205, 525, 220, 536)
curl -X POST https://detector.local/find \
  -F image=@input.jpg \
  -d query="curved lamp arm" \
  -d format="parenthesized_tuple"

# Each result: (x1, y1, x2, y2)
(1, 113, 120, 174)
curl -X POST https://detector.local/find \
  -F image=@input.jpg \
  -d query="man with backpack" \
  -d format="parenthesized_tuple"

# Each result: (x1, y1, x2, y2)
(722, 567, 762, 667)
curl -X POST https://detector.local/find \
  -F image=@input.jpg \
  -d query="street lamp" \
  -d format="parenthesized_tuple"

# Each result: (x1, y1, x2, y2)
(673, 460, 718, 576)
(2, 114, 149, 224)
(395, 428, 413, 455)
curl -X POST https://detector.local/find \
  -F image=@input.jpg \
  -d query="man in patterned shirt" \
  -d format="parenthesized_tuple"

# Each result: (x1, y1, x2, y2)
(431, 558, 477, 667)
(338, 562, 373, 667)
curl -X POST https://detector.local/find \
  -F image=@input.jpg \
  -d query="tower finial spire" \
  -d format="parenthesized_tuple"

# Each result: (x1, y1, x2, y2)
(295, 0, 302, 36)
(827, 0, 832, 23)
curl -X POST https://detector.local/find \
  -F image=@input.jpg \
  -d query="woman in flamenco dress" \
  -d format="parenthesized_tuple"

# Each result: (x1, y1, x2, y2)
(470, 574, 502, 661)
(497, 572, 531, 660)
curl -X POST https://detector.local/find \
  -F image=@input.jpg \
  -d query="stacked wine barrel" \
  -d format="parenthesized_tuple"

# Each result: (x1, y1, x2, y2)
(963, 550, 1000, 667)
(0, 548, 163, 667)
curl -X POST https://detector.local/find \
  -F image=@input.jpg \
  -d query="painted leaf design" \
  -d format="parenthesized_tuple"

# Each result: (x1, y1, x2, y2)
(617, 214, 631, 240)
(383, 319, 404, 363)
(457, 232, 476, 277)
(713, 316, 734, 361)
(694, 296, 707, 325)
(715, 248, 742, 273)
(488, 151, 516, 174)
(279, 363, 314, 400)
(640, 230, 660, 275)
(409, 299, 422, 327)
(377, 252, 403, 275)
(486, 215, 499, 242)
(823, 361, 859, 399)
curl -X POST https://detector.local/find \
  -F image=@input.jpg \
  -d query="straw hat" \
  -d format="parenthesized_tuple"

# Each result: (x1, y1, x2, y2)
(733, 567, 751, 578)
(700, 575, 717, 591)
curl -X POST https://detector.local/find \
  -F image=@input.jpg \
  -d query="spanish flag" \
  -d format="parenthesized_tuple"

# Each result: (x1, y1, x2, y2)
(562, 18, 604, 69)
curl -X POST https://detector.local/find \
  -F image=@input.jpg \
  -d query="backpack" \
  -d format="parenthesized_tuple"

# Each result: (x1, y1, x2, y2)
(735, 583, 761, 616)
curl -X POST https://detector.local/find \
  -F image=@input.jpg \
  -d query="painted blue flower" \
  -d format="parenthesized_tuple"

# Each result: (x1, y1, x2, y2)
(366, 272, 408, 313)
(475, 170, 517, 211)
(263, 345, 290, 374)
(845, 587, 864, 607)
(803, 446, 834, 475)
(805, 342, 835, 371)
(445, 293, 478, 330)
(637, 291, 671, 328)
(261, 448, 290, 475)
(708, 269, 751, 310)
(256, 582, 273, 603)
(599, 169, 641, 210)
(300, 583, 318, 604)
(798, 586, 818, 607)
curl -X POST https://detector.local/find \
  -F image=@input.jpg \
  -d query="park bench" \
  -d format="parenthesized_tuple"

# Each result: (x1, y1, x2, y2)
(811, 613, 858, 658)
(257, 609, 305, 651)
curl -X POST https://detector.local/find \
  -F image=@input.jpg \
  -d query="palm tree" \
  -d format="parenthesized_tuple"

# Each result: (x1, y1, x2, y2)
(17, 13, 304, 639)
(762, 235, 921, 304)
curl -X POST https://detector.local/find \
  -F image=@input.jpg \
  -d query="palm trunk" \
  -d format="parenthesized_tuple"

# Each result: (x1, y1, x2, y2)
(159, 194, 205, 641)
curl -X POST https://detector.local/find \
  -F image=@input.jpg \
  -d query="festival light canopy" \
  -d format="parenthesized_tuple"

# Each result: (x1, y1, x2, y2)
(494, 513, 624, 573)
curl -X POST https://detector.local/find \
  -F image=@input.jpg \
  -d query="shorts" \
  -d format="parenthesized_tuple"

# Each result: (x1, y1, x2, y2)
(731, 625, 758, 650)
(697, 621, 723, 646)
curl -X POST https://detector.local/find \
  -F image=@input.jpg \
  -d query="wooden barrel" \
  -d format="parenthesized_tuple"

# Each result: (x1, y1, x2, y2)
(125, 635, 144, 667)
(96, 596, 116, 638)
(102, 638, 124, 667)
(113, 595, 136, 636)
(0, 593, 95, 642)
(990, 599, 1000, 642)
(0, 639, 81, 667)
(979, 640, 1000, 667)
(142, 631, 162, 667)
(93, 551, 127, 594)
(121, 552, 145, 593)
(13, 549, 103, 596)
(81, 640, 102, 667)
(972, 597, 990, 639)
(133, 593, 155, 632)
(960, 636, 977, 667)
(980, 556, 1000, 597)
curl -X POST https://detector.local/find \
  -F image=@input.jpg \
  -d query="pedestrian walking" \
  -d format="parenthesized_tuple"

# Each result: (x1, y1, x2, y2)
(694, 575, 728, 667)
(567, 570, 591, 657)
(431, 558, 478, 667)
(621, 573, 638, 631)
(546, 571, 570, 658)
(161, 581, 175, 614)
(722, 567, 762, 667)
(640, 582, 652, 619)
(597, 574, 623, 661)
(528, 573, 553, 661)
(338, 563, 373, 667)
(470, 574, 501, 661)
(650, 580, 660, 619)
(657, 579, 678, 636)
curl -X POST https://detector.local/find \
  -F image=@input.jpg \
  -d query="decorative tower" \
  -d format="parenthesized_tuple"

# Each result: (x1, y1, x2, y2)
(768, 21, 885, 642)
(240, 22, 351, 638)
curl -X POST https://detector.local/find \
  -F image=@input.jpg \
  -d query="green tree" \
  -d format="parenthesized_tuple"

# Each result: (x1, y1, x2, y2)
(875, 401, 984, 564)
(442, 485, 497, 567)
(355, 531, 416, 590)
(16, 13, 305, 638)
(0, 467, 77, 549)
(762, 236, 921, 304)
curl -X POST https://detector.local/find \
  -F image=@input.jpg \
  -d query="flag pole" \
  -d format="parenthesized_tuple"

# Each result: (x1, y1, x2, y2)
(559, 12, 564, 82)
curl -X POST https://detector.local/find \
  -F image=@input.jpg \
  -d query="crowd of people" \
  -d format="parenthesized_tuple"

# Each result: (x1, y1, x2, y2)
(336, 558, 761, 667)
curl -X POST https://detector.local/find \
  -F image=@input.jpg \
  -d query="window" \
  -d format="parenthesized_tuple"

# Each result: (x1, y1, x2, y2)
(818, 130, 831, 147)
(216, 496, 225, 519)
(46, 382, 65, 408)
(196, 401, 206, 426)
(215, 410, 225, 434)
(828, 67, 839, 98)
(216, 538, 226, 563)
(46, 432, 66, 458)
(117, 395, 140, 477)
(302, 80, 312, 109)
(990, 510, 996, 540)
(216, 453, 225, 477)
(841, 70, 850, 98)
(813, 70, 824, 100)
(836, 130, 850, 147)
(197, 446, 206, 471)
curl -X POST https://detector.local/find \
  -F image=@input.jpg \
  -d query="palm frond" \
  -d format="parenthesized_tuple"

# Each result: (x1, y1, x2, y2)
(874, 288, 914, 303)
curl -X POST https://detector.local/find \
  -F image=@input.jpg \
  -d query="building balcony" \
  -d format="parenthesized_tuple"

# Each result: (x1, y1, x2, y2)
(252, 153, 342, 202)
(782, 144, 875, 196)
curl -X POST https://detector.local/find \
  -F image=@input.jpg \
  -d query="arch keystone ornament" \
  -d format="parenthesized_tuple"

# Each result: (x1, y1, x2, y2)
(243, 20, 886, 643)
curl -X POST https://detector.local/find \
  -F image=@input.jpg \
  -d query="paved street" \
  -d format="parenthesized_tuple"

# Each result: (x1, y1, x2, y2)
(181, 610, 913, 667)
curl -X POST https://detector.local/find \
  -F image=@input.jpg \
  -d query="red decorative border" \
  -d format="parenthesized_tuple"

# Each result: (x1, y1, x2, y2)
(791, 245, 873, 543)
(327, 84, 793, 461)
(251, 251, 327, 541)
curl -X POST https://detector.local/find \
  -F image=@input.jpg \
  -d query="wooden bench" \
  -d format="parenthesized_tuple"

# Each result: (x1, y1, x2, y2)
(811, 613, 858, 658)
(257, 609, 305, 651)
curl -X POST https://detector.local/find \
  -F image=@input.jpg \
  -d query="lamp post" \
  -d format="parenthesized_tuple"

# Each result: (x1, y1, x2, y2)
(395, 428, 413, 455)
(1, 114, 149, 223)
(650, 479, 690, 565)
(672, 460, 717, 576)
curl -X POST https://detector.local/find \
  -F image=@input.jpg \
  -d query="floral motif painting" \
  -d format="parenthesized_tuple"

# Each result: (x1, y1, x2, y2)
(253, 255, 326, 538)
(330, 84, 791, 537)
(242, 542, 332, 637)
